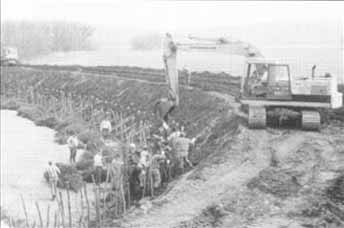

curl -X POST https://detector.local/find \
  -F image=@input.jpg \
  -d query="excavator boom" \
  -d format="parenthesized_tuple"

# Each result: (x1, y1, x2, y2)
(157, 34, 263, 124)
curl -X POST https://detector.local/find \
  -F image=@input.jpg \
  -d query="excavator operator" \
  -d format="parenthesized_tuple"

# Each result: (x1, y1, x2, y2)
(249, 64, 268, 97)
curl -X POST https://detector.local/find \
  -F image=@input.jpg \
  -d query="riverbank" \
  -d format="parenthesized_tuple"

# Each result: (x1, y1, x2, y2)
(0, 110, 93, 228)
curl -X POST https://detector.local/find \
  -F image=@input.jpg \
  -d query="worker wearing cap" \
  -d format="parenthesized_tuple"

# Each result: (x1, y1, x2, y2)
(46, 161, 60, 200)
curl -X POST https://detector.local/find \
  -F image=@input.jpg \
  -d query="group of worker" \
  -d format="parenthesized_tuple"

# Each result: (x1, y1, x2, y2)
(45, 111, 196, 202)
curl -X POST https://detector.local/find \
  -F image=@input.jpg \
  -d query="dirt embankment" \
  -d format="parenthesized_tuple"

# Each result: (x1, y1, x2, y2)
(1, 66, 229, 145)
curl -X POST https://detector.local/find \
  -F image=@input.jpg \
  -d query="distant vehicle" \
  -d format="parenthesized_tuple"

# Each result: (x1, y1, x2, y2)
(1, 46, 19, 66)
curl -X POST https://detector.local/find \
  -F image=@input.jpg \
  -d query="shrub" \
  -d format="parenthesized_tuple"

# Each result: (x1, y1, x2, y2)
(44, 163, 83, 192)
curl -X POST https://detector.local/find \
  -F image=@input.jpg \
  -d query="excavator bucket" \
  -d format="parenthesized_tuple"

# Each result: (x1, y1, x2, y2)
(154, 98, 176, 122)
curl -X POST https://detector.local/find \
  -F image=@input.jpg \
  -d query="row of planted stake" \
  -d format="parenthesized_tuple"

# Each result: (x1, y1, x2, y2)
(17, 182, 91, 228)
(17, 181, 117, 228)
(13, 119, 150, 228)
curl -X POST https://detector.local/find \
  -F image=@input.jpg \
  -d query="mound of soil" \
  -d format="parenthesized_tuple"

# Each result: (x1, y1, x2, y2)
(247, 167, 301, 199)
(326, 174, 344, 206)
(178, 203, 227, 228)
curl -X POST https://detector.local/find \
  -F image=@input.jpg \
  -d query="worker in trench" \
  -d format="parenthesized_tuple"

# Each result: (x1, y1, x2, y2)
(138, 144, 151, 191)
(110, 153, 126, 215)
(46, 161, 61, 200)
(149, 146, 167, 190)
(168, 127, 196, 174)
(94, 150, 104, 185)
(128, 143, 144, 202)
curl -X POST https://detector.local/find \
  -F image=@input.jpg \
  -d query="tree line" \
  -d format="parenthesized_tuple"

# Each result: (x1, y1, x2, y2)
(1, 21, 94, 59)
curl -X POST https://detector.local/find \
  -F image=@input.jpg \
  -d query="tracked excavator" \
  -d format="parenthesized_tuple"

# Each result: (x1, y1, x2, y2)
(157, 34, 343, 130)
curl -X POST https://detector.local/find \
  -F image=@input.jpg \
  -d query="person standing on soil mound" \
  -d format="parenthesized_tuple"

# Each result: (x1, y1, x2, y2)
(67, 132, 79, 164)
(46, 161, 61, 200)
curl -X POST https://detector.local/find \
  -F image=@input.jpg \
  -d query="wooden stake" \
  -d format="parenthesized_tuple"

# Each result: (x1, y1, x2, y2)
(83, 183, 90, 227)
(66, 184, 72, 228)
(79, 187, 84, 227)
(20, 195, 29, 228)
(35, 202, 43, 228)
(59, 191, 66, 228)
(53, 211, 57, 228)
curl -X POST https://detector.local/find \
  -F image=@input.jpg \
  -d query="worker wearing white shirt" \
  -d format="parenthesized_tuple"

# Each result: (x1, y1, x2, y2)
(100, 112, 112, 138)
(138, 145, 151, 188)
(46, 161, 61, 200)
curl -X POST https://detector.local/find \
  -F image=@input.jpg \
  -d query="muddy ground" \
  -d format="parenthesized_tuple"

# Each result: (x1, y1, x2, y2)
(120, 118, 344, 228)
(1, 65, 344, 228)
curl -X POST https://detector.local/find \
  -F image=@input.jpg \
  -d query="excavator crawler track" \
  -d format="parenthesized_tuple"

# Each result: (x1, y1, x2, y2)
(248, 106, 266, 129)
(301, 110, 321, 130)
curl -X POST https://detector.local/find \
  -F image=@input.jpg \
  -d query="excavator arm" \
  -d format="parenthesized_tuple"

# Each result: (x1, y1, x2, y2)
(155, 34, 263, 126)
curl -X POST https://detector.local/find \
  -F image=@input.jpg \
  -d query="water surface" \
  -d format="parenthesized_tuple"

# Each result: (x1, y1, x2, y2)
(1, 110, 68, 218)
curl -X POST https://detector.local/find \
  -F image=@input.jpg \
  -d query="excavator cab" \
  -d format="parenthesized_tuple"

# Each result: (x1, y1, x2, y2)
(242, 60, 292, 101)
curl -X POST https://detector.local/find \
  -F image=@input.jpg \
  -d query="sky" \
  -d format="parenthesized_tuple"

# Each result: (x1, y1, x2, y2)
(2, 0, 344, 31)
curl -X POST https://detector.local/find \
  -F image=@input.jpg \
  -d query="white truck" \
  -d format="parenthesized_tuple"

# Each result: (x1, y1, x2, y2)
(1, 46, 19, 66)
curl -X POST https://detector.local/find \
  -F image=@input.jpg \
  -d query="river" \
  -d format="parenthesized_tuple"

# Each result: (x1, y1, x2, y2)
(0, 110, 86, 225)
(27, 44, 343, 83)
